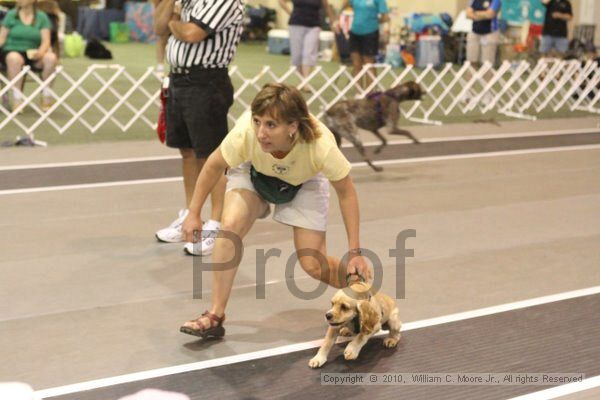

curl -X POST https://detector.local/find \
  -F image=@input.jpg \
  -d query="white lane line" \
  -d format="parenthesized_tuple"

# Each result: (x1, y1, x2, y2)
(0, 177, 182, 195)
(357, 127, 600, 146)
(365, 144, 600, 168)
(0, 155, 180, 171)
(2, 143, 600, 197)
(399, 286, 599, 331)
(506, 375, 600, 400)
(417, 127, 600, 143)
(1, 127, 598, 171)
(35, 285, 600, 399)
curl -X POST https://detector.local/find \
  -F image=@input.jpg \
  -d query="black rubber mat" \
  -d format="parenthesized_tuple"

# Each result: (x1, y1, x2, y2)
(2, 131, 599, 191)
(50, 294, 600, 400)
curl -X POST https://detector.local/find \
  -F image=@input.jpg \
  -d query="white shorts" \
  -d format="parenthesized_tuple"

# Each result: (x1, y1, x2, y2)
(226, 162, 330, 231)
(466, 30, 499, 65)
(288, 25, 321, 67)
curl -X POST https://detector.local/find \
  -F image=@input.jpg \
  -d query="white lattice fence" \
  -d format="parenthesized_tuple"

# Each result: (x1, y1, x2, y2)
(0, 65, 162, 138)
(1, 59, 599, 140)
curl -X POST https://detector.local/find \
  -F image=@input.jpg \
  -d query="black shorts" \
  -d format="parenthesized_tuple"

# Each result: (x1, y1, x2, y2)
(349, 31, 379, 57)
(166, 67, 234, 158)
(0, 50, 41, 71)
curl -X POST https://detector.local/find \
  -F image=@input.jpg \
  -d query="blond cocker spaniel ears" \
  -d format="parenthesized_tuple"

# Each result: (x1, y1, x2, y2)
(357, 299, 379, 335)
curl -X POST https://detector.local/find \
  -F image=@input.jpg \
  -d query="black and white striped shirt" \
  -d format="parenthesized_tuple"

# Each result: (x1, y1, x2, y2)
(166, 0, 244, 68)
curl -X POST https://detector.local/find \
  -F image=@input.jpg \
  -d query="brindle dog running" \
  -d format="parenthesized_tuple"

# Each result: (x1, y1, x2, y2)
(323, 81, 424, 172)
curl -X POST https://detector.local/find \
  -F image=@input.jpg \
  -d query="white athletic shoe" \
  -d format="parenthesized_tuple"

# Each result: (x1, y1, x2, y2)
(0, 382, 35, 400)
(155, 209, 189, 243)
(460, 91, 474, 105)
(183, 221, 220, 256)
(482, 92, 495, 104)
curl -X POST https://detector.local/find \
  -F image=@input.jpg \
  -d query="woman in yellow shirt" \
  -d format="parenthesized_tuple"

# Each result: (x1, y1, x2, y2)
(180, 83, 370, 338)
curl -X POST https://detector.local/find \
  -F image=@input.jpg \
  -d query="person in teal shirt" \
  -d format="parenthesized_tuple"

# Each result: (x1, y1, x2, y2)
(340, 0, 389, 79)
(0, 0, 58, 112)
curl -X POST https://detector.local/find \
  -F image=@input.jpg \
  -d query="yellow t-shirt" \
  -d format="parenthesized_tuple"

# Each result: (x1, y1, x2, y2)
(220, 111, 352, 185)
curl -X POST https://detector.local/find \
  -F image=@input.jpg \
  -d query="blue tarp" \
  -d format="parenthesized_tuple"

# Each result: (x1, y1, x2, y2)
(77, 7, 125, 40)
(404, 13, 453, 35)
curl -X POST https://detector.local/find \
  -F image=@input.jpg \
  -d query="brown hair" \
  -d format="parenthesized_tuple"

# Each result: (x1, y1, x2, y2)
(251, 83, 321, 143)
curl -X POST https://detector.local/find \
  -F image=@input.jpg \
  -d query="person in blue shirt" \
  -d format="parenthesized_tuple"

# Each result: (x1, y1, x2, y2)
(340, 0, 389, 78)
(465, 0, 502, 65)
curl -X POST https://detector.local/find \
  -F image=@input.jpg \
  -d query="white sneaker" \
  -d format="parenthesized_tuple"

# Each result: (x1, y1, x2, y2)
(183, 221, 220, 256)
(155, 209, 189, 243)
(460, 91, 474, 105)
(482, 92, 495, 104)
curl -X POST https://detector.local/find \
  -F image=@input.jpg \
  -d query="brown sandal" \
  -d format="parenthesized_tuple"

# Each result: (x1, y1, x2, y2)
(180, 310, 225, 338)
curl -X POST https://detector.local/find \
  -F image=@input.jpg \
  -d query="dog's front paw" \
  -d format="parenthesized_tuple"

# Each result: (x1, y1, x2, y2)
(309, 355, 327, 368)
(383, 337, 399, 348)
(344, 344, 360, 360)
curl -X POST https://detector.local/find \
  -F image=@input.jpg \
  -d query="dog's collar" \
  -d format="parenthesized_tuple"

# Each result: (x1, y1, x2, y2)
(366, 90, 399, 101)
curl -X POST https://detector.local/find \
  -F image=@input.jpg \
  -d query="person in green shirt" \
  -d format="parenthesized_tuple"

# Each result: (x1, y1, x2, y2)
(0, 0, 58, 112)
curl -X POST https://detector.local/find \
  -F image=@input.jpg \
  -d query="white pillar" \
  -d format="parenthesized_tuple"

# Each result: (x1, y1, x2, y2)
(579, 0, 596, 24)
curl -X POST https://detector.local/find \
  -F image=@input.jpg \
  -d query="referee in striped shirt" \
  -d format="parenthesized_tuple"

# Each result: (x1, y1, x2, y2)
(154, 0, 243, 255)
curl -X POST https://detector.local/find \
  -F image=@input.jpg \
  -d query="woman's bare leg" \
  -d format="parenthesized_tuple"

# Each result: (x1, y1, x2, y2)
(292, 226, 346, 288)
(181, 189, 268, 330)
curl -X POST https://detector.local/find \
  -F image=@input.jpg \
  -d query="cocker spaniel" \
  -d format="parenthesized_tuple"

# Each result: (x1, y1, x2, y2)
(309, 282, 402, 368)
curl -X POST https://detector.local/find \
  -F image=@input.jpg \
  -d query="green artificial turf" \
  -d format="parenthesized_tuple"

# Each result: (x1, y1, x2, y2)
(0, 41, 591, 146)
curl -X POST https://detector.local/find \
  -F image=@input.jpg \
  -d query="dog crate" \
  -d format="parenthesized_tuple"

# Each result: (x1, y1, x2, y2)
(267, 29, 290, 55)
(416, 35, 444, 68)
(573, 24, 596, 49)
(319, 31, 335, 51)
(319, 31, 335, 62)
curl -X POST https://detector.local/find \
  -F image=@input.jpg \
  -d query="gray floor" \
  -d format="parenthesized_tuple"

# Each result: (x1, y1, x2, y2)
(0, 117, 599, 398)
(50, 295, 600, 400)
(562, 387, 600, 400)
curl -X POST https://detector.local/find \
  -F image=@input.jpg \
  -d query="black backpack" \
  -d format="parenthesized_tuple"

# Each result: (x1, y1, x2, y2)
(85, 38, 113, 60)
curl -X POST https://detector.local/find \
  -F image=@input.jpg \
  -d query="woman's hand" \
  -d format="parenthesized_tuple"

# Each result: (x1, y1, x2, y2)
(30, 49, 45, 60)
(346, 253, 372, 281)
(173, 0, 182, 17)
(182, 213, 203, 243)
